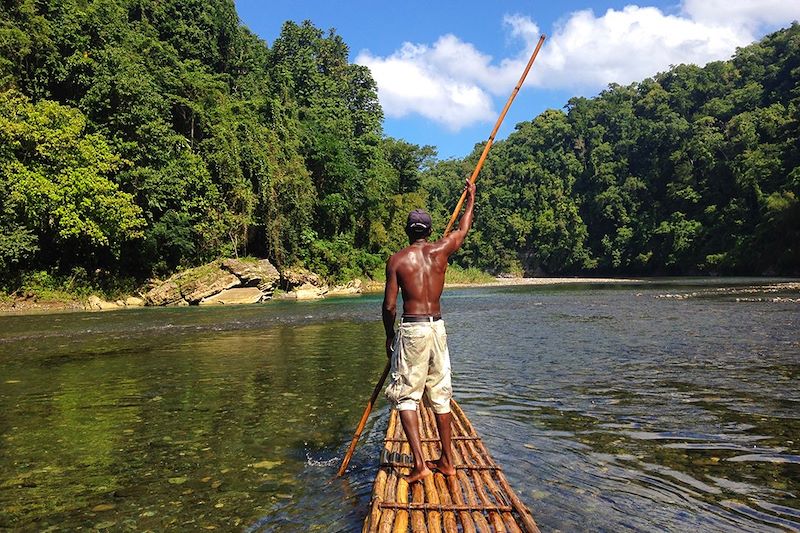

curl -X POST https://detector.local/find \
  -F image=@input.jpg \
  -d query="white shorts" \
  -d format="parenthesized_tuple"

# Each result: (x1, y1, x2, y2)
(385, 319, 452, 414)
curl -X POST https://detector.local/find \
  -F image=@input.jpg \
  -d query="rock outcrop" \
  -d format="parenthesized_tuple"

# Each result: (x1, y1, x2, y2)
(86, 295, 119, 310)
(181, 271, 240, 304)
(221, 258, 280, 290)
(141, 259, 367, 306)
(124, 296, 145, 307)
(83, 294, 147, 311)
(144, 280, 183, 306)
(280, 267, 329, 300)
(327, 278, 363, 297)
(199, 287, 266, 305)
(144, 258, 280, 306)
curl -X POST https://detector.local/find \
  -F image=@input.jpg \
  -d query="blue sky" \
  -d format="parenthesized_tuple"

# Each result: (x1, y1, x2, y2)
(235, 0, 800, 159)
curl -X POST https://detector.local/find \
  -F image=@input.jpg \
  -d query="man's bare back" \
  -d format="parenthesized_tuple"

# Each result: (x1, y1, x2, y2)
(382, 180, 476, 343)
(388, 240, 447, 316)
(381, 180, 476, 484)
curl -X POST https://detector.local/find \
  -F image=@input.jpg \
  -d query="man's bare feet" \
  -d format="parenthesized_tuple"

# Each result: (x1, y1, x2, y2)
(425, 458, 456, 476)
(403, 465, 432, 483)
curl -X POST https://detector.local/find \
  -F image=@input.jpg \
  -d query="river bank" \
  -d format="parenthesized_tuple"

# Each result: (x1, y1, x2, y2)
(5, 276, 799, 315)
(0, 276, 645, 314)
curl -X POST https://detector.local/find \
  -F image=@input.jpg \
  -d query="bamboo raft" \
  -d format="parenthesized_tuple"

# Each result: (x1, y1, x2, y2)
(362, 400, 540, 533)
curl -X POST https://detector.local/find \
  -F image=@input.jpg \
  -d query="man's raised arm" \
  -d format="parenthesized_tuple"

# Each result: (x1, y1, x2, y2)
(439, 180, 476, 256)
(382, 258, 399, 358)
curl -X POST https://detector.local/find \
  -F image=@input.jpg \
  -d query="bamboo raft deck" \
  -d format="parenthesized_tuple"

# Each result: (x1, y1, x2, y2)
(362, 400, 540, 533)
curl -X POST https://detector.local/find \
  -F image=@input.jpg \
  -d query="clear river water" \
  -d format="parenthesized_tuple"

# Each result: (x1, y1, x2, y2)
(0, 279, 798, 532)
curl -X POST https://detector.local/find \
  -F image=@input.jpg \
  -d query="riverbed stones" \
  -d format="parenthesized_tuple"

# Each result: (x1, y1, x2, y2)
(91, 503, 116, 512)
(251, 460, 282, 470)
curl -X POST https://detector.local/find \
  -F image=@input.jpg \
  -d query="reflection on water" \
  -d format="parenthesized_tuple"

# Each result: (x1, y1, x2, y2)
(0, 280, 798, 531)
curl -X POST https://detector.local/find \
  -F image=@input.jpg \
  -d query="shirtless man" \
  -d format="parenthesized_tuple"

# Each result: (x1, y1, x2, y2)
(382, 179, 476, 483)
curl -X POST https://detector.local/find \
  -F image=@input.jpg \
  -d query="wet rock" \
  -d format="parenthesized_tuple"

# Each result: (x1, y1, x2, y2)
(91, 503, 116, 512)
(252, 460, 282, 470)
(168, 477, 188, 485)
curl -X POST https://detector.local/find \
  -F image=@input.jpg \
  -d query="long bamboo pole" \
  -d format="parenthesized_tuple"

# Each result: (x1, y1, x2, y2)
(443, 33, 546, 237)
(338, 362, 391, 477)
(337, 34, 546, 478)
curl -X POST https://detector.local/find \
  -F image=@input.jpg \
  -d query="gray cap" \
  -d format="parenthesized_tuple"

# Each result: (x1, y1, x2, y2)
(406, 209, 432, 232)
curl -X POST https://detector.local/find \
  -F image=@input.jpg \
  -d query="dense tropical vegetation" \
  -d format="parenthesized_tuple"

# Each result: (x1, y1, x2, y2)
(1, 1, 797, 297)
(438, 23, 800, 276)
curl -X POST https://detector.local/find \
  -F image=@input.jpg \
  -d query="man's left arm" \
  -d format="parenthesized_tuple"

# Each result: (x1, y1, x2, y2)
(382, 260, 399, 358)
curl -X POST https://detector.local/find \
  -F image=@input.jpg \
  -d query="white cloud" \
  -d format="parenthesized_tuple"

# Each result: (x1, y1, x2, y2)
(356, 1, 799, 131)
(356, 41, 495, 131)
(682, 0, 800, 29)
(529, 6, 751, 89)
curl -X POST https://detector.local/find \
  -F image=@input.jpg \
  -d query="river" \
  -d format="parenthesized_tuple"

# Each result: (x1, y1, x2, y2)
(0, 279, 798, 532)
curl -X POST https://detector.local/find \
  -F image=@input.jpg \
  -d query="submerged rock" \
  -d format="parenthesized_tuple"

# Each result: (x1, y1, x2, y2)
(251, 460, 282, 470)
(91, 503, 116, 512)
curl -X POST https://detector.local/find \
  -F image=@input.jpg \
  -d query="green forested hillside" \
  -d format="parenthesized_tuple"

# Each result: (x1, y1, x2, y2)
(1, 1, 798, 295)
(0, 0, 421, 291)
(426, 24, 800, 276)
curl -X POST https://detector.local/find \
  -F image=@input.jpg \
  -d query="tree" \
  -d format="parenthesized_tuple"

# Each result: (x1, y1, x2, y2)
(0, 90, 144, 275)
